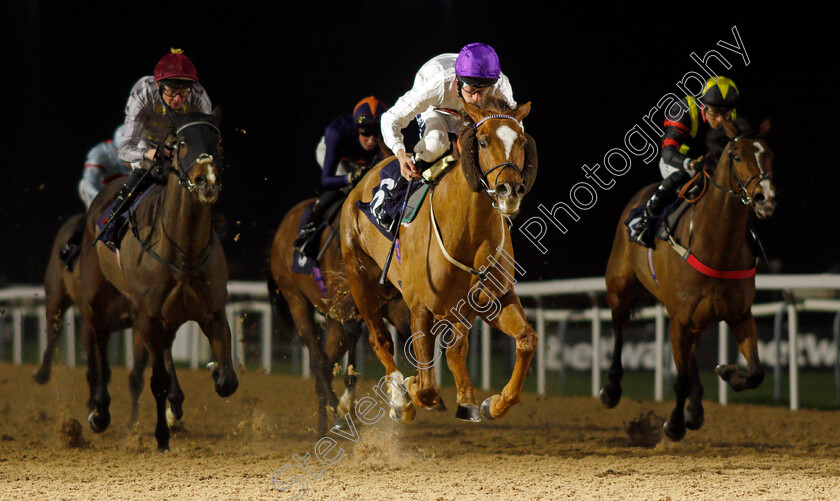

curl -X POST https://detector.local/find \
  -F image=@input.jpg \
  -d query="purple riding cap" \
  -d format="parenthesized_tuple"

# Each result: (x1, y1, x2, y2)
(455, 42, 501, 85)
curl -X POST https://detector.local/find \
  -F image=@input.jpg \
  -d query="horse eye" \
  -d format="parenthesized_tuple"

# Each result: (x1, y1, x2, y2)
(733, 154, 741, 162)
(479, 139, 488, 148)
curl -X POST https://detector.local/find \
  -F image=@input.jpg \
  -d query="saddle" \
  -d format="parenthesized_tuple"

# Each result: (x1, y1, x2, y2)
(625, 182, 702, 242)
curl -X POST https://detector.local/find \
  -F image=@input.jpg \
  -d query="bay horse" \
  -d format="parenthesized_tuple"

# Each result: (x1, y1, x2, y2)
(602, 120, 775, 441)
(340, 98, 538, 423)
(78, 112, 237, 451)
(34, 214, 187, 429)
(269, 198, 411, 436)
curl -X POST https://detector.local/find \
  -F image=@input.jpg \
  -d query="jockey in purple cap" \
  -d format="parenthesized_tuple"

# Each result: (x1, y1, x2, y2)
(380, 42, 516, 180)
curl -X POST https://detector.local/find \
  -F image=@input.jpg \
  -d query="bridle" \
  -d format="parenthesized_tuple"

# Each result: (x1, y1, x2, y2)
(709, 135, 771, 207)
(473, 114, 525, 204)
(168, 120, 222, 193)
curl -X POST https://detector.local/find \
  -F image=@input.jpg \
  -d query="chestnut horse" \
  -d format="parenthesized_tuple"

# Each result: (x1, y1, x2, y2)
(269, 199, 411, 435)
(340, 98, 538, 423)
(34, 214, 186, 429)
(78, 112, 237, 451)
(602, 120, 775, 441)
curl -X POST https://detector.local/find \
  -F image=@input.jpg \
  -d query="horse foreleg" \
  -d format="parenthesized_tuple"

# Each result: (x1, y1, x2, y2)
(199, 310, 239, 398)
(480, 294, 536, 421)
(716, 314, 765, 391)
(685, 355, 705, 431)
(404, 306, 445, 410)
(663, 321, 696, 442)
(445, 320, 480, 422)
(164, 349, 185, 431)
(84, 320, 112, 434)
(127, 334, 148, 427)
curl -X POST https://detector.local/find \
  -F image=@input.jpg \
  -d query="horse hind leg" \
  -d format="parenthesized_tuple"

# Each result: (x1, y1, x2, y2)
(332, 319, 364, 432)
(601, 270, 644, 408)
(715, 314, 765, 391)
(33, 293, 73, 384)
(84, 320, 112, 434)
(344, 245, 415, 423)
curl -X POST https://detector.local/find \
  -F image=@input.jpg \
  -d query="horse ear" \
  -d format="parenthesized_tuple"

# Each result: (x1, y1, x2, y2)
(515, 101, 531, 121)
(522, 133, 538, 194)
(723, 121, 738, 139)
(462, 100, 485, 124)
(459, 126, 484, 192)
(759, 118, 771, 138)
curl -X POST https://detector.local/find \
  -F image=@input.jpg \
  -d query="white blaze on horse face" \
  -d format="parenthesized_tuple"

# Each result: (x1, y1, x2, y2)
(753, 142, 765, 174)
(496, 124, 517, 161)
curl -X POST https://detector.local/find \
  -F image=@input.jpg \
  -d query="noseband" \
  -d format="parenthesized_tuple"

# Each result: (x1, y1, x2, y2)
(473, 114, 525, 200)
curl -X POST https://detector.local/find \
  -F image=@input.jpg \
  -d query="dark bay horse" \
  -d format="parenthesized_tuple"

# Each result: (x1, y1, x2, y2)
(340, 98, 538, 423)
(78, 112, 237, 451)
(269, 199, 411, 435)
(602, 120, 775, 441)
(35, 214, 187, 429)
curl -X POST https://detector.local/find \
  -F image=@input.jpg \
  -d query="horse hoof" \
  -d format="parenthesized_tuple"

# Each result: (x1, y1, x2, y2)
(480, 396, 497, 421)
(388, 407, 402, 422)
(166, 408, 184, 431)
(32, 369, 51, 385)
(685, 413, 704, 431)
(715, 364, 735, 381)
(156, 446, 170, 453)
(88, 410, 110, 433)
(424, 397, 447, 412)
(663, 420, 686, 442)
(455, 404, 481, 422)
(331, 416, 350, 433)
(599, 387, 620, 409)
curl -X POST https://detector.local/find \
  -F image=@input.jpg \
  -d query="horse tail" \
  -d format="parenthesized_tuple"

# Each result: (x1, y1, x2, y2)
(321, 269, 362, 323)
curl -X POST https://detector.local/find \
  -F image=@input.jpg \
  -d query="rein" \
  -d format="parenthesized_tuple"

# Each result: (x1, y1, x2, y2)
(428, 183, 507, 282)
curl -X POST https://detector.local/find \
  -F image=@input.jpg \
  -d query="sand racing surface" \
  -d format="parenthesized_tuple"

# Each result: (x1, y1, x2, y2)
(2, 362, 840, 500)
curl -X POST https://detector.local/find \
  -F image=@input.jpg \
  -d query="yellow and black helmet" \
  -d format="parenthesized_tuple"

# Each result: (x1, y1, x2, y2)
(699, 76, 739, 109)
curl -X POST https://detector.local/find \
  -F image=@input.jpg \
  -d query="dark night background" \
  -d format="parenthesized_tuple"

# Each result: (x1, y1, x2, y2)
(1, 2, 836, 286)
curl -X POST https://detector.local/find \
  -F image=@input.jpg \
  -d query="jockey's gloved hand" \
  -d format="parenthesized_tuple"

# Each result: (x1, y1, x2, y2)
(689, 156, 704, 170)
(153, 143, 174, 163)
(347, 168, 365, 185)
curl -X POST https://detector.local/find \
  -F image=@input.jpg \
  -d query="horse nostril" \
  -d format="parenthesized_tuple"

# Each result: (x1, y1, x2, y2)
(195, 175, 206, 185)
(516, 184, 526, 197)
(496, 183, 511, 197)
(754, 193, 765, 203)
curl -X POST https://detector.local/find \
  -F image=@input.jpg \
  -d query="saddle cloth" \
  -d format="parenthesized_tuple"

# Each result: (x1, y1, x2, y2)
(356, 155, 455, 239)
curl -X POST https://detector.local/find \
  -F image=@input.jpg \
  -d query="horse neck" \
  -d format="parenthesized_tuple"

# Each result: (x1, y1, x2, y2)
(691, 156, 750, 265)
(159, 173, 212, 258)
(436, 163, 505, 248)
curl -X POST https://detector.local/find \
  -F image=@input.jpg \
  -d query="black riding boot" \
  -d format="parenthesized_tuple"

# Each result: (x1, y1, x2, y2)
(294, 190, 342, 248)
(59, 227, 84, 270)
(630, 169, 691, 248)
(99, 169, 150, 249)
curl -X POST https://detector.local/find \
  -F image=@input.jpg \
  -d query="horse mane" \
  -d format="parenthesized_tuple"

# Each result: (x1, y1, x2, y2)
(456, 98, 538, 193)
